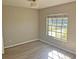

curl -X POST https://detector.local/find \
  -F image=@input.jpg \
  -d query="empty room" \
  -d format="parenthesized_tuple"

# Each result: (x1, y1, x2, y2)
(2, 0, 76, 59)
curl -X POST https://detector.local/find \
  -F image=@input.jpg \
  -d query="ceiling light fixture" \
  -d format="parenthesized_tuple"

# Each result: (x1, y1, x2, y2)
(28, 0, 37, 7)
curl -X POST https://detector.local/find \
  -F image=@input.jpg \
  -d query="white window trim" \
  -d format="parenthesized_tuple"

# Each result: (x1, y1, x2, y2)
(46, 14, 69, 42)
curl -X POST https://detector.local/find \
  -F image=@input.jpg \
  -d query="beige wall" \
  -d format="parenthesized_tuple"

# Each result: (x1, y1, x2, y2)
(3, 2, 76, 54)
(39, 2, 76, 54)
(3, 5, 39, 48)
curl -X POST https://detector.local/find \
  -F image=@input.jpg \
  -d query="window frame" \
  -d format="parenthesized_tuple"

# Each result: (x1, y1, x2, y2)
(46, 14, 69, 42)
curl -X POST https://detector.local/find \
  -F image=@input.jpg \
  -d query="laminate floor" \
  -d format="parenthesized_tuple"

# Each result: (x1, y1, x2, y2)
(3, 40, 76, 59)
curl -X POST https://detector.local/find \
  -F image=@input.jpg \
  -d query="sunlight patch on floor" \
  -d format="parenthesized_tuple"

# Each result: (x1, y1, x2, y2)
(48, 50, 71, 59)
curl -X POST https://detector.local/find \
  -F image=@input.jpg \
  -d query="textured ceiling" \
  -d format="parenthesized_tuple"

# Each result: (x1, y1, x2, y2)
(2, 0, 75, 9)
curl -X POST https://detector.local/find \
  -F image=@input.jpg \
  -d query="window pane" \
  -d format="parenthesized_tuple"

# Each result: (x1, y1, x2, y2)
(62, 33, 67, 41)
(48, 26, 52, 36)
(56, 27, 62, 32)
(63, 18, 68, 26)
(52, 18, 56, 26)
(52, 32, 56, 37)
(48, 31, 52, 36)
(48, 26, 52, 31)
(57, 18, 62, 27)
(62, 26, 67, 33)
(56, 33, 61, 39)
(48, 19, 52, 25)
(52, 26, 56, 31)
(47, 16, 68, 42)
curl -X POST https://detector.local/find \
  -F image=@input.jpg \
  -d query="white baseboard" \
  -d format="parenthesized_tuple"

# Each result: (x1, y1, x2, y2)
(40, 39, 76, 55)
(2, 48, 4, 54)
(4, 39, 76, 55)
(2, 40, 4, 54)
(4, 39, 39, 49)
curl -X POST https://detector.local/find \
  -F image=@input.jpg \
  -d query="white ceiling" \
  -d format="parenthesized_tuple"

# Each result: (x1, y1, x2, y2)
(2, 0, 75, 9)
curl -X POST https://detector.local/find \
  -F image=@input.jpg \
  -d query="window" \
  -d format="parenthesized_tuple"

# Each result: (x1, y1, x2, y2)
(46, 15, 68, 42)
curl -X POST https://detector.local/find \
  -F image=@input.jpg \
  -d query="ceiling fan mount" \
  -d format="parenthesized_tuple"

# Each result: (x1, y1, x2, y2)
(28, 0, 36, 2)
(28, 0, 37, 7)
(33, 0, 36, 2)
